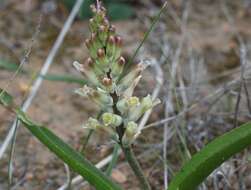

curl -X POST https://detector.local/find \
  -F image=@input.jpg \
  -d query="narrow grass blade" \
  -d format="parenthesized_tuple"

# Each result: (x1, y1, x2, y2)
(0, 59, 23, 72)
(16, 109, 122, 190)
(0, 89, 14, 107)
(105, 143, 120, 176)
(0, 59, 86, 85)
(0, 90, 122, 190)
(41, 74, 86, 85)
(168, 122, 251, 190)
(127, 2, 167, 67)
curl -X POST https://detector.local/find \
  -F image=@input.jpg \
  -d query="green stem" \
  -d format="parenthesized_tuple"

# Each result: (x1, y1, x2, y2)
(121, 145, 151, 190)
(105, 143, 120, 176)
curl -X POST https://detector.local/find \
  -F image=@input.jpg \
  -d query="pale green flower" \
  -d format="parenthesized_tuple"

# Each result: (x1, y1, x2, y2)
(102, 112, 122, 127)
(122, 121, 138, 145)
(83, 117, 101, 130)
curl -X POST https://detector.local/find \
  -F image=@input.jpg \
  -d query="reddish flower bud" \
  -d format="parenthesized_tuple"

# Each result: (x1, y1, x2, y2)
(118, 56, 125, 66)
(115, 36, 122, 47)
(109, 25, 116, 33)
(97, 48, 105, 58)
(103, 18, 109, 27)
(99, 25, 106, 33)
(100, 6, 106, 13)
(102, 77, 113, 92)
(102, 77, 112, 86)
(108, 35, 116, 45)
(91, 33, 97, 41)
(85, 38, 91, 48)
(87, 57, 94, 66)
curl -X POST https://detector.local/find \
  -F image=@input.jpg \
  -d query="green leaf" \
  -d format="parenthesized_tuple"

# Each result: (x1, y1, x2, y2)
(14, 108, 122, 190)
(105, 143, 120, 175)
(41, 73, 86, 85)
(58, 0, 134, 20)
(0, 59, 23, 72)
(58, 0, 94, 19)
(107, 3, 134, 20)
(0, 59, 86, 85)
(168, 122, 251, 190)
(78, 0, 94, 19)
(0, 89, 14, 108)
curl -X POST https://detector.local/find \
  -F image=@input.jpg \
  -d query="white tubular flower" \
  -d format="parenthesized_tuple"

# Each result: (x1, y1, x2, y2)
(117, 63, 146, 94)
(128, 95, 160, 121)
(83, 117, 102, 130)
(116, 98, 129, 115)
(122, 75, 142, 97)
(75, 85, 113, 109)
(127, 96, 140, 107)
(102, 112, 122, 127)
(101, 77, 114, 93)
(122, 121, 138, 145)
(116, 96, 139, 116)
(73, 61, 100, 87)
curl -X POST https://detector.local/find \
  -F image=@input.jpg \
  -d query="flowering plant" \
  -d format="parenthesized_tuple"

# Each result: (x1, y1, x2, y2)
(74, 2, 160, 147)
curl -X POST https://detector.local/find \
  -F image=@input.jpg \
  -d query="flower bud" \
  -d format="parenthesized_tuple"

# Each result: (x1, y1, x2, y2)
(115, 36, 122, 47)
(73, 61, 100, 86)
(89, 18, 97, 32)
(102, 77, 113, 92)
(95, 9, 106, 24)
(102, 18, 110, 27)
(85, 38, 91, 49)
(86, 57, 104, 77)
(85, 35, 101, 59)
(106, 35, 116, 58)
(98, 25, 108, 44)
(75, 85, 113, 109)
(97, 48, 105, 58)
(102, 112, 122, 127)
(113, 36, 122, 60)
(109, 25, 116, 36)
(111, 56, 125, 80)
(96, 48, 109, 71)
(92, 33, 102, 49)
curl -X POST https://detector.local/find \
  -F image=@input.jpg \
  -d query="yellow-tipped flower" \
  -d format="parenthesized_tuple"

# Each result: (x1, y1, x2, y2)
(122, 121, 138, 145)
(83, 117, 102, 130)
(102, 112, 122, 127)
(128, 95, 160, 121)
(75, 85, 113, 110)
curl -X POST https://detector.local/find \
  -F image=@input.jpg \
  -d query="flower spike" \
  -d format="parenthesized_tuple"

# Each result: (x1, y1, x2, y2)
(73, 2, 161, 145)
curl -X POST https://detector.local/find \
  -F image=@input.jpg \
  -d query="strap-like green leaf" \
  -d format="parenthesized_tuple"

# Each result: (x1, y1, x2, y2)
(0, 89, 14, 108)
(15, 109, 122, 190)
(168, 122, 251, 190)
